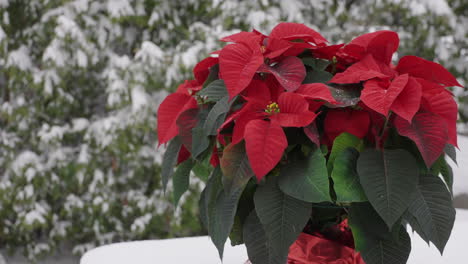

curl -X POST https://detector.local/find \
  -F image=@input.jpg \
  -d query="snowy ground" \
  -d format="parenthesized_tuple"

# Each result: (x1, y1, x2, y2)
(451, 135, 468, 208)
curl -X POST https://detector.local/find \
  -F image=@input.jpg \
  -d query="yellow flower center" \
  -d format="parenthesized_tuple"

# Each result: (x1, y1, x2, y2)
(265, 102, 280, 114)
(260, 45, 267, 53)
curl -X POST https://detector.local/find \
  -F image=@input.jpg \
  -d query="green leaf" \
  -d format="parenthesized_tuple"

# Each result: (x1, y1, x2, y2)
(444, 144, 457, 164)
(349, 203, 412, 264)
(363, 228, 411, 264)
(202, 64, 220, 88)
(440, 160, 454, 194)
(403, 211, 430, 244)
(357, 149, 419, 228)
(254, 177, 312, 258)
(161, 137, 182, 192)
(406, 174, 455, 254)
(204, 167, 244, 260)
(278, 147, 330, 202)
(204, 96, 234, 136)
(199, 188, 208, 229)
(229, 180, 256, 246)
(349, 203, 391, 241)
(229, 214, 244, 246)
(172, 159, 194, 207)
(303, 69, 333, 83)
(199, 79, 227, 102)
(327, 84, 361, 107)
(302, 57, 330, 70)
(430, 155, 454, 194)
(331, 147, 367, 202)
(327, 132, 364, 172)
(191, 126, 210, 159)
(221, 142, 254, 195)
(199, 167, 223, 230)
(176, 108, 199, 150)
(191, 107, 210, 159)
(243, 211, 285, 264)
(192, 161, 211, 182)
(430, 155, 444, 175)
(210, 188, 243, 260)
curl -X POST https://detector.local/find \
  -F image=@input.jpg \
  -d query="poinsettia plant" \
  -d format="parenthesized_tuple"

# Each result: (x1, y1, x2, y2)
(157, 22, 462, 264)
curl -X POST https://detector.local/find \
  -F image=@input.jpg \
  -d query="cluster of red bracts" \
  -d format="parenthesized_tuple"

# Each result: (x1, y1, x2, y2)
(287, 219, 364, 264)
(157, 22, 461, 181)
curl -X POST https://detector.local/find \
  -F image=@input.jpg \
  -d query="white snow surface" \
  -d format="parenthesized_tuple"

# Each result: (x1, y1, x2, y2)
(82, 210, 468, 264)
(451, 135, 468, 197)
(7, 46, 33, 71)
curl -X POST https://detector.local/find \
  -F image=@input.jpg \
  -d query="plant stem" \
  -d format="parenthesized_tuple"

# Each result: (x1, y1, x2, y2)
(379, 112, 392, 138)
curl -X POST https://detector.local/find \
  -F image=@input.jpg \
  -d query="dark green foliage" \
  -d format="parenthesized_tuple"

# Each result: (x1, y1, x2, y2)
(204, 96, 235, 136)
(162, 137, 182, 192)
(243, 211, 285, 264)
(357, 149, 419, 229)
(254, 177, 312, 260)
(220, 142, 254, 195)
(406, 174, 455, 253)
(328, 133, 364, 172)
(198, 79, 227, 102)
(331, 148, 367, 202)
(278, 147, 330, 202)
(173, 159, 195, 206)
(349, 203, 412, 264)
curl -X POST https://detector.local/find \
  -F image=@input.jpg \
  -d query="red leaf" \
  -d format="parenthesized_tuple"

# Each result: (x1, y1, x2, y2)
(307, 100, 325, 112)
(263, 56, 306, 92)
(219, 43, 264, 98)
(312, 44, 345, 60)
(282, 42, 315, 57)
(176, 108, 199, 150)
(417, 78, 449, 96)
(396, 55, 462, 87)
(324, 109, 370, 143)
(175, 80, 202, 95)
(232, 109, 263, 145)
(344, 30, 399, 64)
(218, 109, 242, 135)
(270, 92, 317, 127)
(265, 75, 284, 101)
(177, 145, 191, 165)
(330, 54, 389, 84)
(361, 74, 408, 116)
(221, 31, 264, 45)
(193, 57, 218, 84)
(295, 83, 338, 104)
(157, 93, 197, 144)
(264, 38, 293, 59)
(209, 146, 220, 167)
(244, 120, 288, 180)
(390, 76, 422, 122)
(304, 123, 320, 146)
(394, 113, 448, 167)
(269, 22, 328, 45)
(242, 79, 272, 104)
(424, 91, 458, 146)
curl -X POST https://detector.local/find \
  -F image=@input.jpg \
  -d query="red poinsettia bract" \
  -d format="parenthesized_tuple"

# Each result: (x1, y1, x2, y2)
(157, 81, 199, 145)
(230, 81, 317, 179)
(219, 23, 328, 98)
(328, 30, 462, 166)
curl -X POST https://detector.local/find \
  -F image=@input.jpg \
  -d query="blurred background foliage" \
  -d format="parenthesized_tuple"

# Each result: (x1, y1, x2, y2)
(0, 0, 466, 261)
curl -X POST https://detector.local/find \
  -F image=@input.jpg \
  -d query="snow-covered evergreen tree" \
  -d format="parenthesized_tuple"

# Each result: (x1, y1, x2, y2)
(0, 0, 466, 261)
